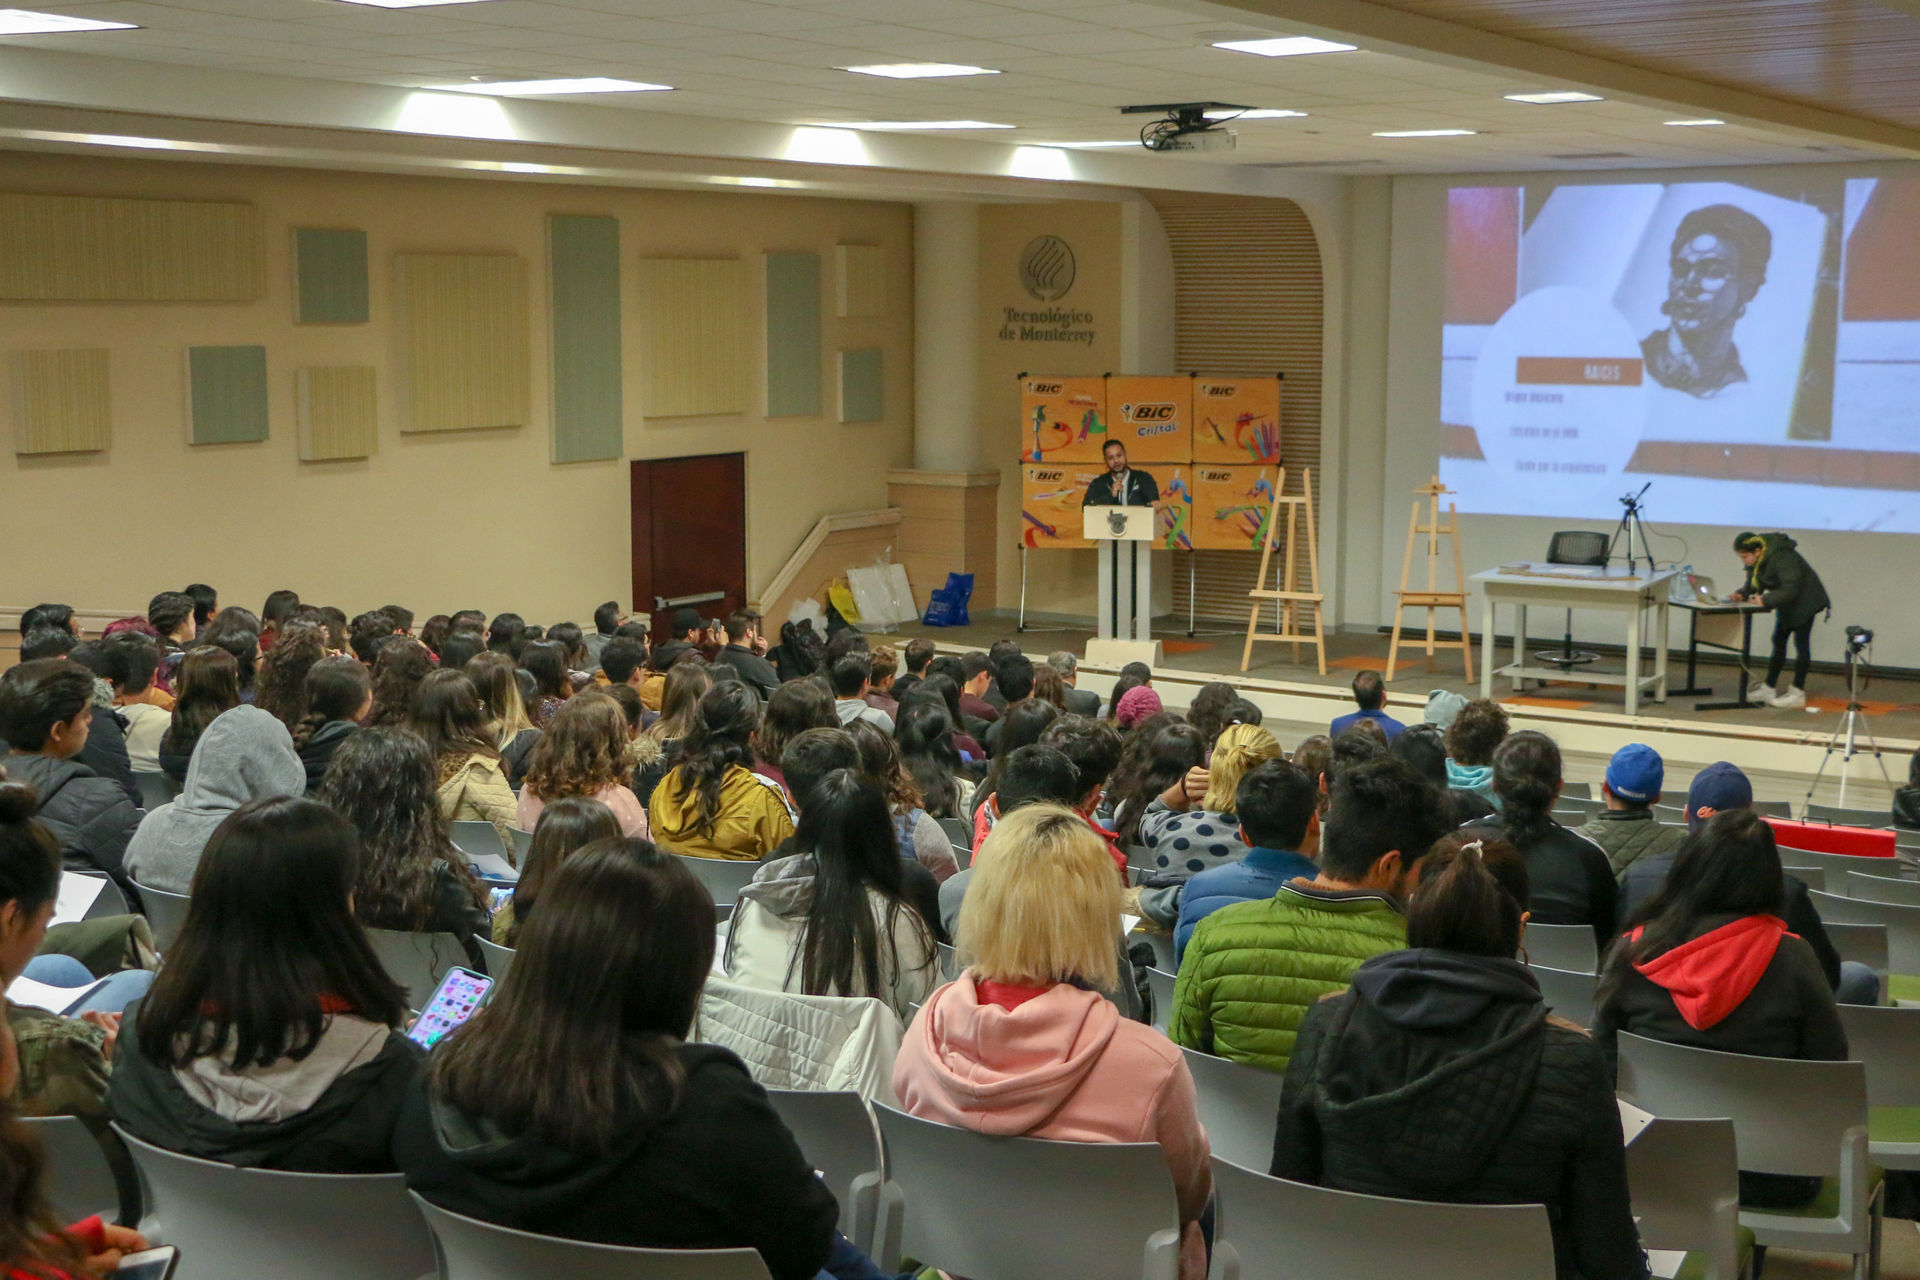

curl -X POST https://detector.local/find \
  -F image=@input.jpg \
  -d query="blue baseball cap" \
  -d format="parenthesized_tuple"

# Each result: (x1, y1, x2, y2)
(1686, 762, 1753, 834)
(1604, 744, 1664, 804)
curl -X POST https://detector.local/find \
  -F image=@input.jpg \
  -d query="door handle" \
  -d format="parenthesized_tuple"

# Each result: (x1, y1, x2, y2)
(653, 590, 728, 610)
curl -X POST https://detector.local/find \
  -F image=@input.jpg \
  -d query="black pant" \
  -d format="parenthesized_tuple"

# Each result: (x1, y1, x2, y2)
(1765, 614, 1815, 689)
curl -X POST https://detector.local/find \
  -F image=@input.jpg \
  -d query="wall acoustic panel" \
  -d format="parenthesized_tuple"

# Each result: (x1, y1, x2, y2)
(187, 345, 269, 445)
(765, 251, 821, 418)
(297, 366, 377, 461)
(548, 214, 622, 463)
(0, 194, 261, 302)
(636, 257, 745, 419)
(836, 243, 885, 317)
(12, 349, 110, 454)
(395, 253, 530, 433)
(294, 228, 370, 324)
(839, 348, 883, 424)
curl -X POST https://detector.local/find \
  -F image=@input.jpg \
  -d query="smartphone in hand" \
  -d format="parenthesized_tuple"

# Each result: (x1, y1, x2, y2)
(115, 1247, 179, 1280)
(406, 967, 494, 1050)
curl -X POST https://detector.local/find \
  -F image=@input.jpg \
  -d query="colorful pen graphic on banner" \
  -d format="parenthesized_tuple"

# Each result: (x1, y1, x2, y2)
(1020, 463, 1103, 548)
(1192, 378, 1282, 465)
(1020, 377, 1106, 463)
(1157, 466, 1192, 550)
(1192, 465, 1278, 550)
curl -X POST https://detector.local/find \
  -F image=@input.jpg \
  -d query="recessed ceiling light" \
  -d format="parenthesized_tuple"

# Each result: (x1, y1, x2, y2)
(785, 126, 867, 165)
(331, 0, 495, 8)
(1009, 145, 1071, 181)
(450, 77, 670, 95)
(1212, 36, 1356, 57)
(830, 120, 1013, 130)
(1052, 140, 1138, 148)
(841, 62, 999, 79)
(1372, 128, 1477, 138)
(0, 9, 135, 34)
(1203, 107, 1307, 120)
(1665, 118, 1726, 127)
(1504, 90, 1603, 104)
(396, 91, 515, 140)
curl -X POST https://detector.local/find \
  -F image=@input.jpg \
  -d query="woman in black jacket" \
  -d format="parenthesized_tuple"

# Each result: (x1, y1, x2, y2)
(109, 796, 420, 1171)
(392, 838, 843, 1280)
(290, 656, 371, 796)
(1273, 831, 1646, 1280)
(1479, 730, 1617, 954)
(1594, 809, 1845, 1209)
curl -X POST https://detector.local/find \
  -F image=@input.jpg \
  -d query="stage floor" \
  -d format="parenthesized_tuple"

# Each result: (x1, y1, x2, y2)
(902, 617, 1920, 746)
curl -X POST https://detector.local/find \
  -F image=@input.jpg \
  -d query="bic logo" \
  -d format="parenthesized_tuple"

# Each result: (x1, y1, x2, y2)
(1121, 403, 1177, 422)
(1029, 382, 1063, 394)
(1034, 469, 1064, 481)
(1019, 235, 1076, 301)
(1199, 384, 1237, 397)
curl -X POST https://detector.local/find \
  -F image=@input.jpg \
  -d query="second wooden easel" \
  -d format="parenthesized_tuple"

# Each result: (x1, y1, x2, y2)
(1240, 466, 1326, 675)
(1386, 475, 1473, 680)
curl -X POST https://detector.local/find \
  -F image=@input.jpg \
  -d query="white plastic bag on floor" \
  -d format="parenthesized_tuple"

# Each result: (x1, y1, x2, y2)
(847, 561, 918, 629)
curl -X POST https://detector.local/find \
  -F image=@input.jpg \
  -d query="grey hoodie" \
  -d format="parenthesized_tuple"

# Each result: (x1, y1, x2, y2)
(124, 705, 307, 893)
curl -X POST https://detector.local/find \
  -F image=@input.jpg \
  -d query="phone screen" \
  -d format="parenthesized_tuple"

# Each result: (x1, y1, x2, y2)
(406, 967, 493, 1049)
(487, 886, 513, 916)
(114, 1246, 178, 1280)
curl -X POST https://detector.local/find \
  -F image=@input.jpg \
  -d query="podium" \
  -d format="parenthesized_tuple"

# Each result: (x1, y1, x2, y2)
(1083, 506, 1162, 669)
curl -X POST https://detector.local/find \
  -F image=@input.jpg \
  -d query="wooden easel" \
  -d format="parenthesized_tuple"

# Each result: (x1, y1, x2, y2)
(1386, 476, 1473, 680)
(1240, 466, 1326, 675)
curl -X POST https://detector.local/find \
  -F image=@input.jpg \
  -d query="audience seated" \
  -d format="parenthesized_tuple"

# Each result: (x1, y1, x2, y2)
(156, 646, 241, 782)
(493, 798, 619, 947)
(1037, 715, 1127, 876)
(1174, 760, 1319, 965)
(519, 692, 650, 840)
(1577, 744, 1686, 878)
(1113, 683, 1163, 729)
(467, 651, 541, 787)
(1328, 668, 1406, 742)
(648, 684, 791, 860)
(725, 769, 936, 1020)
(0, 660, 142, 888)
(1138, 723, 1284, 927)
(1388, 723, 1491, 827)
(1595, 809, 1846, 1209)
(1895, 744, 1919, 831)
(76, 635, 167, 778)
(939, 745, 1081, 938)
(866, 644, 901, 717)
(1183, 682, 1238, 752)
(845, 720, 958, 883)
(111, 796, 421, 1171)
(1472, 732, 1616, 953)
(366, 637, 434, 729)
(1104, 717, 1204, 847)
(753, 679, 835, 793)
(580, 600, 619, 671)
(319, 728, 491, 965)
(979, 653, 1036, 755)
(830, 653, 894, 735)
(200, 607, 263, 704)
(411, 669, 520, 854)
(126, 705, 306, 894)
(291, 655, 371, 796)
(394, 839, 843, 1280)
(894, 803, 1212, 1280)
(915, 672, 984, 764)
(956, 653, 1000, 728)
(521, 638, 573, 729)
(1274, 831, 1645, 1280)
(1444, 698, 1508, 808)
(965, 699, 1060, 826)
(1044, 650, 1100, 718)
(1171, 756, 1447, 1074)
(253, 620, 329, 727)
(713, 609, 780, 700)
(633, 661, 711, 805)
(33, 639, 137, 805)
(894, 697, 967, 821)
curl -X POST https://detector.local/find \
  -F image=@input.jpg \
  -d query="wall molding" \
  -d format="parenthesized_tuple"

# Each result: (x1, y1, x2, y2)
(751, 507, 900, 613)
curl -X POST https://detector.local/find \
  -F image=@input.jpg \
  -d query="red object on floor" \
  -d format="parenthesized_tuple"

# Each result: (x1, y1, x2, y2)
(1764, 818, 1896, 858)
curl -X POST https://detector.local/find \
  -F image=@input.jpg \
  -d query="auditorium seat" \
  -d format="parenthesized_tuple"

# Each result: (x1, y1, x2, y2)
(1145, 967, 1174, 1035)
(29, 1116, 137, 1227)
(1835, 1005, 1920, 1172)
(674, 854, 757, 908)
(1807, 803, 1896, 829)
(1520, 923, 1597, 974)
(1526, 964, 1596, 1029)
(411, 1192, 772, 1280)
(1178, 1046, 1284, 1172)
(363, 928, 468, 1009)
(1623, 1116, 1749, 1280)
(133, 880, 190, 953)
(765, 1089, 885, 1253)
(473, 937, 514, 984)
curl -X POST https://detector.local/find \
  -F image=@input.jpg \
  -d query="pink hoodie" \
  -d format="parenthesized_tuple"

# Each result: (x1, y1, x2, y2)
(892, 974, 1212, 1279)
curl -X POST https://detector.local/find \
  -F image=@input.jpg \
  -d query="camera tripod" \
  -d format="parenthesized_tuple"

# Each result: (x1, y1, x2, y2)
(1804, 640, 1893, 810)
(1607, 482, 1657, 574)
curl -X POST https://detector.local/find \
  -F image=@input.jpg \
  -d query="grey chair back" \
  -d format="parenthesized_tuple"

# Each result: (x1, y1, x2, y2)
(1207, 1156, 1555, 1280)
(936, 815, 971, 855)
(410, 1192, 772, 1279)
(69, 871, 129, 921)
(1806, 803, 1894, 829)
(473, 937, 514, 984)
(1558, 780, 1593, 801)
(1624, 1116, 1743, 1280)
(1125, 842, 1157, 871)
(872, 1104, 1181, 1279)
(767, 1089, 886, 1253)
(1527, 964, 1596, 1029)
(363, 928, 469, 1010)
(448, 820, 509, 861)
(1808, 889, 1920, 974)
(1146, 967, 1175, 1035)
(674, 854, 758, 908)
(1845, 869, 1920, 907)
(1131, 923, 1175, 975)
(1823, 921, 1889, 987)
(509, 826, 533, 865)
(1652, 803, 1687, 824)
(1751, 799, 1793, 819)
(1782, 847, 1903, 887)
(29, 1116, 137, 1226)
(935, 941, 959, 982)
(1521, 922, 1597, 974)
(113, 1125, 435, 1280)
(133, 880, 191, 953)
(132, 772, 179, 812)
(1550, 798, 1602, 822)
(1178, 1047, 1283, 1172)
(1836, 1005, 1920, 1108)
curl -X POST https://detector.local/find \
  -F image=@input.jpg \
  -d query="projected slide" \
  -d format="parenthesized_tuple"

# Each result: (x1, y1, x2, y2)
(1440, 176, 1920, 533)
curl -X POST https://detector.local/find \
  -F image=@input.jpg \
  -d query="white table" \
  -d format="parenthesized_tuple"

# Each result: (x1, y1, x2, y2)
(1472, 566, 1677, 716)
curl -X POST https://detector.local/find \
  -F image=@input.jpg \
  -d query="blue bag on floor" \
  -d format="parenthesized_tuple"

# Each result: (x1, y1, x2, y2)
(922, 572, 974, 628)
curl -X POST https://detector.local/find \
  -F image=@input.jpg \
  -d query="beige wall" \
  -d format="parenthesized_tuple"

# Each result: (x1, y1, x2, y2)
(0, 153, 914, 626)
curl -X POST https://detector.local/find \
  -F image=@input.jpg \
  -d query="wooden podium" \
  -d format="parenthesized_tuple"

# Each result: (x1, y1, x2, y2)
(1240, 466, 1326, 675)
(1386, 476, 1473, 680)
(1084, 506, 1162, 668)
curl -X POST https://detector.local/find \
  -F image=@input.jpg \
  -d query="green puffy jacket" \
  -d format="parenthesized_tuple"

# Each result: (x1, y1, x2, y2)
(1168, 884, 1407, 1075)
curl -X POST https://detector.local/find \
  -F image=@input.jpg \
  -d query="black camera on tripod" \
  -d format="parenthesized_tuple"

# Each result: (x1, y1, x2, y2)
(1845, 625, 1873, 651)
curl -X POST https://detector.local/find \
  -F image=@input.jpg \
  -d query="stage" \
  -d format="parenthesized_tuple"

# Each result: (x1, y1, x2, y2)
(904, 616, 1920, 813)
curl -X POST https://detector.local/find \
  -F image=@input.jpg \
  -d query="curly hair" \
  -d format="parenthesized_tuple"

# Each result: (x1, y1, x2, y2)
(367, 637, 434, 729)
(253, 622, 329, 730)
(845, 717, 923, 816)
(318, 726, 484, 931)
(662, 683, 760, 838)
(1446, 698, 1509, 767)
(523, 691, 630, 802)
(1105, 715, 1203, 845)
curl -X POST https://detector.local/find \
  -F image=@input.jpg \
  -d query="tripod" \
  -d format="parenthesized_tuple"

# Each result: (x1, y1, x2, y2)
(1607, 482, 1656, 574)
(1804, 640, 1893, 809)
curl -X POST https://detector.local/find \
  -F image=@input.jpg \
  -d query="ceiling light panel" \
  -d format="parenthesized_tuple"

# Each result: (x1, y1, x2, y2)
(841, 63, 999, 78)
(0, 9, 134, 34)
(1212, 36, 1357, 57)
(1372, 128, 1478, 137)
(331, 0, 498, 8)
(1204, 108, 1307, 120)
(1504, 91, 1604, 104)
(833, 120, 1013, 130)
(450, 78, 671, 95)
(1665, 118, 1727, 127)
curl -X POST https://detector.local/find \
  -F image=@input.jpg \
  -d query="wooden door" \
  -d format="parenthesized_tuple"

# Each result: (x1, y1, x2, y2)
(630, 453, 747, 639)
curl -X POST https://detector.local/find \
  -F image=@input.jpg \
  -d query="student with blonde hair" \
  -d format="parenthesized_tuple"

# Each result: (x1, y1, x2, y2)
(894, 803, 1212, 1280)
(1136, 721, 1283, 927)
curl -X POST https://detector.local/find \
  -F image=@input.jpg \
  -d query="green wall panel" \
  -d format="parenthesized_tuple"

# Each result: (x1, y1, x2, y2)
(188, 345, 269, 444)
(839, 347, 883, 423)
(548, 214, 623, 462)
(294, 228, 369, 325)
(765, 250, 820, 418)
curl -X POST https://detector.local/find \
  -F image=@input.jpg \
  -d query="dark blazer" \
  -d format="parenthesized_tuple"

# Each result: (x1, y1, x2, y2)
(1081, 468, 1159, 507)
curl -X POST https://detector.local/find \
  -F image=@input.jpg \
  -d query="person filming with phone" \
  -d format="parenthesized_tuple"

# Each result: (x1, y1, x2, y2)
(1729, 531, 1830, 709)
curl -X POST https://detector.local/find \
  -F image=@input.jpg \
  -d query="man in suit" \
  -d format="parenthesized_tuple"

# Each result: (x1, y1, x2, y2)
(1049, 651, 1102, 718)
(1081, 439, 1159, 509)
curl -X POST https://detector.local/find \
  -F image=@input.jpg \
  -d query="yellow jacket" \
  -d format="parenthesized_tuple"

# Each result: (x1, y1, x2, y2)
(648, 763, 795, 862)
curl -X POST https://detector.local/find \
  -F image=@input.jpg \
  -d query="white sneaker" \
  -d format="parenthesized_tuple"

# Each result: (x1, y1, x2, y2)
(1769, 687, 1806, 709)
(1747, 683, 1774, 703)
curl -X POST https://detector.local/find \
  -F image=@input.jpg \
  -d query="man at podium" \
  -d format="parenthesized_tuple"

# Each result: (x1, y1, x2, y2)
(1082, 439, 1160, 508)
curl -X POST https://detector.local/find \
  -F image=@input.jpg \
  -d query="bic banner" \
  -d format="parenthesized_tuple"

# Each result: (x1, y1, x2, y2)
(1157, 466, 1193, 550)
(1190, 465, 1278, 550)
(1191, 377, 1282, 465)
(1106, 375, 1191, 463)
(1020, 462, 1103, 549)
(1021, 376, 1106, 463)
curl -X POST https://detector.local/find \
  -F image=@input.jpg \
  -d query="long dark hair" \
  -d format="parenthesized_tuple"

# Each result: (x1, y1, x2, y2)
(1391, 722, 1451, 789)
(1409, 831, 1530, 958)
(432, 839, 713, 1154)
(917, 674, 968, 739)
(410, 669, 500, 769)
(292, 655, 371, 748)
(136, 796, 407, 1068)
(895, 697, 963, 819)
(201, 606, 261, 693)
(367, 638, 434, 729)
(0, 782, 61, 924)
(1606, 810, 1783, 994)
(163, 646, 240, 757)
(1105, 716, 1204, 844)
(1186, 682, 1239, 754)
(665, 683, 760, 837)
(754, 680, 834, 769)
(505, 798, 620, 947)
(1493, 730, 1562, 842)
(971, 699, 1061, 813)
(522, 639, 571, 702)
(254, 623, 328, 729)
(318, 727, 485, 930)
